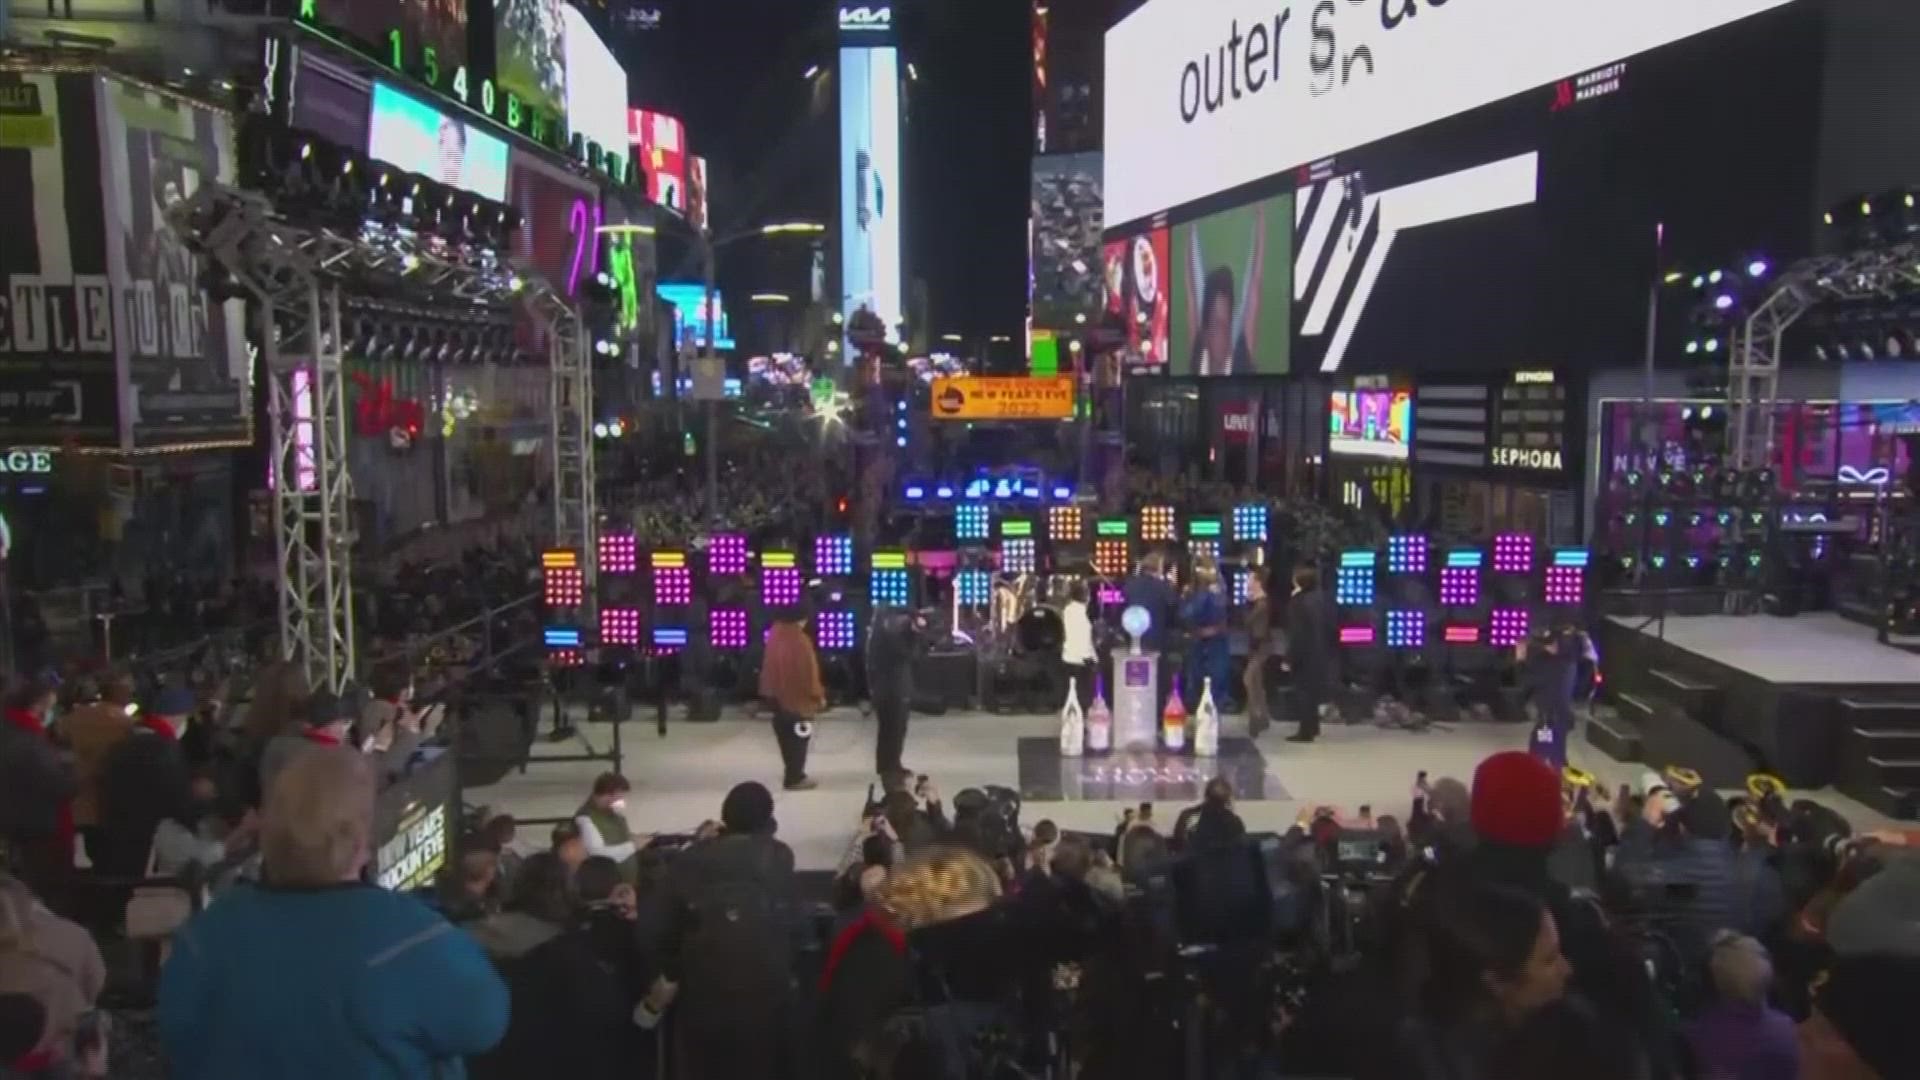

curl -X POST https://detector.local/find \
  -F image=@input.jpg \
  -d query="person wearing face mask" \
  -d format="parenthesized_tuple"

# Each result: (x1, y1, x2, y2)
(575, 773, 639, 871)
(0, 678, 76, 902)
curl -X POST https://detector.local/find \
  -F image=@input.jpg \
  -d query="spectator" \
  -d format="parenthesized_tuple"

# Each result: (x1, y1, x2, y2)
(157, 747, 507, 1079)
(574, 773, 639, 869)
(150, 769, 258, 887)
(1617, 788, 1742, 956)
(256, 688, 359, 798)
(0, 875, 105, 1073)
(760, 606, 825, 791)
(59, 673, 136, 852)
(475, 813, 522, 897)
(551, 822, 588, 875)
(1823, 847, 1920, 960)
(1687, 932, 1799, 1080)
(0, 993, 49, 1075)
(1173, 777, 1246, 850)
(0, 678, 75, 900)
(659, 781, 802, 1080)
(468, 851, 573, 964)
(1798, 953, 1916, 1080)
(1488, 996, 1651, 1080)
(93, 686, 193, 877)
(439, 849, 501, 924)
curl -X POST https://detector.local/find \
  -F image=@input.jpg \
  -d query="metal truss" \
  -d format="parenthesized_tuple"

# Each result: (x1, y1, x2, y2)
(170, 183, 585, 687)
(1728, 241, 1920, 469)
(529, 291, 598, 606)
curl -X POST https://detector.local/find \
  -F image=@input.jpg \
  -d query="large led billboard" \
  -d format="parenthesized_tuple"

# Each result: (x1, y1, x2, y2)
(1030, 152, 1103, 329)
(495, 0, 569, 133)
(839, 44, 903, 346)
(1102, 0, 1797, 225)
(628, 108, 687, 214)
(368, 82, 509, 200)
(658, 283, 736, 351)
(562, 6, 628, 179)
(1171, 191, 1291, 376)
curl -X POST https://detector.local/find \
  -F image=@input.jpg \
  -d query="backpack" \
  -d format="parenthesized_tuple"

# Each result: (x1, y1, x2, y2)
(676, 841, 794, 1005)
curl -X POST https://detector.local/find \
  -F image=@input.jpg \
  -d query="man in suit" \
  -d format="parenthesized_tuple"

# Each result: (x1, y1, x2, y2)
(1281, 566, 1334, 744)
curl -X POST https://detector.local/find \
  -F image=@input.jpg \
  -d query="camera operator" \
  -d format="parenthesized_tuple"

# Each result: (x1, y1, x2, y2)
(867, 605, 928, 782)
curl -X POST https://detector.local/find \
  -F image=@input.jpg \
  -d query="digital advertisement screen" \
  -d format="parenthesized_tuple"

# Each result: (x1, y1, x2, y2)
(495, 0, 569, 131)
(367, 82, 509, 200)
(1101, 228, 1168, 368)
(839, 44, 903, 345)
(1030, 152, 1103, 330)
(1329, 390, 1412, 460)
(687, 155, 709, 232)
(1171, 191, 1292, 376)
(561, 6, 627, 178)
(1102, 0, 1797, 225)
(303, 0, 468, 97)
(658, 283, 736, 351)
(628, 108, 687, 213)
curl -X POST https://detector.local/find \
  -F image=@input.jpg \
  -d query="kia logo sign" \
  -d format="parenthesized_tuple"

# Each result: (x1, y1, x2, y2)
(839, 5, 891, 30)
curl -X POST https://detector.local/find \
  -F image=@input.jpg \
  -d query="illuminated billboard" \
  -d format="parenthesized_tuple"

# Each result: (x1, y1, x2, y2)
(628, 108, 687, 214)
(368, 82, 509, 201)
(562, 6, 628, 179)
(658, 283, 735, 351)
(839, 42, 903, 346)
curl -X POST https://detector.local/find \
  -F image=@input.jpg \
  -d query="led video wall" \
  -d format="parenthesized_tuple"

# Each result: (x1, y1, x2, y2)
(839, 39, 904, 347)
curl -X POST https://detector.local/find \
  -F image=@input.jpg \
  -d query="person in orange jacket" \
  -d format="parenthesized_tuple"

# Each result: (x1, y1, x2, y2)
(759, 604, 825, 791)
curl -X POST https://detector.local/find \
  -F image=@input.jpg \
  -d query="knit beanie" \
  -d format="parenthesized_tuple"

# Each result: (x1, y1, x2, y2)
(1817, 953, 1920, 1079)
(721, 781, 776, 835)
(1471, 751, 1564, 850)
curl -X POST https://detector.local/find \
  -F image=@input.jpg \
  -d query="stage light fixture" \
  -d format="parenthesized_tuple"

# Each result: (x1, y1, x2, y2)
(1048, 505, 1082, 540)
(1141, 505, 1176, 541)
(1002, 537, 1036, 574)
(1489, 608, 1530, 647)
(1493, 533, 1534, 574)
(707, 533, 749, 576)
(1335, 551, 1377, 607)
(1545, 548, 1589, 606)
(541, 550, 585, 609)
(651, 627, 688, 656)
(871, 559, 911, 608)
(956, 569, 992, 606)
(1339, 624, 1376, 647)
(597, 532, 638, 575)
(1189, 540, 1220, 564)
(1443, 625, 1481, 645)
(710, 608, 750, 650)
(651, 552, 693, 606)
(1440, 564, 1480, 607)
(957, 503, 990, 542)
(814, 534, 855, 576)
(1385, 610, 1424, 650)
(1232, 570, 1253, 605)
(1232, 503, 1269, 542)
(761, 564, 803, 607)
(1387, 534, 1429, 574)
(599, 607, 642, 647)
(816, 610, 858, 652)
(1094, 539, 1129, 578)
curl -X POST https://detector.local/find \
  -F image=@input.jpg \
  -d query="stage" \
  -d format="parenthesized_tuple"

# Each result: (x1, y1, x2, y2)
(1597, 613, 1920, 819)
(468, 704, 1896, 871)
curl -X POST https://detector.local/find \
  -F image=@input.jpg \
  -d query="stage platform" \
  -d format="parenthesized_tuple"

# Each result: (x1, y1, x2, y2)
(469, 704, 1896, 871)
(1597, 613, 1920, 819)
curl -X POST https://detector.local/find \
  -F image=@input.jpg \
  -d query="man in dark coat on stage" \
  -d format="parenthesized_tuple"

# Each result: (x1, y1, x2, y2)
(1282, 566, 1334, 743)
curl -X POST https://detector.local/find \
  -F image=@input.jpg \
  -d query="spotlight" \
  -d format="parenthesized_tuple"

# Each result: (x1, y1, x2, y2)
(1746, 258, 1769, 278)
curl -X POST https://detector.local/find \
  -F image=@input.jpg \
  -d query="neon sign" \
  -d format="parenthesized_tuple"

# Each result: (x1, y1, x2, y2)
(839, 5, 892, 30)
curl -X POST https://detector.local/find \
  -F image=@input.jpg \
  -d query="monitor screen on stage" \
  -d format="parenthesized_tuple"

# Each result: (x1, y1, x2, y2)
(1329, 389, 1411, 460)
(367, 82, 508, 200)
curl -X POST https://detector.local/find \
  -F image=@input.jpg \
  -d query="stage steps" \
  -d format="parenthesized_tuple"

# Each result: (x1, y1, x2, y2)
(1584, 703, 1643, 762)
(1645, 668, 1720, 728)
(1836, 698, 1920, 821)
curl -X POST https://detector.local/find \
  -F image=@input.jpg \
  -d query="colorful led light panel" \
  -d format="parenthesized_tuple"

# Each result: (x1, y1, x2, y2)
(1000, 519, 1033, 538)
(599, 607, 642, 647)
(1443, 625, 1482, 645)
(1439, 567, 1480, 607)
(1096, 518, 1130, 537)
(651, 627, 688, 655)
(814, 534, 855, 576)
(710, 607, 749, 650)
(1335, 564, 1375, 607)
(1187, 518, 1222, 539)
(547, 647, 585, 668)
(761, 550, 797, 569)
(872, 568, 911, 608)
(544, 566, 584, 609)
(1232, 504, 1269, 542)
(1001, 537, 1036, 574)
(1493, 533, 1535, 574)
(652, 565, 692, 606)
(762, 567, 802, 607)
(956, 569, 992, 606)
(1387, 534, 1429, 575)
(1189, 540, 1220, 564)
(1446, 550, 1484, 569)
(1094, 539, 1129, 578)
(543, 626, 583, 648)
(1385, 610, 1425, 649)
(957, 503, 990, 542)
(871, 550, 908, 570)
(1232, 570, 1252, 605)
(816, 609, 857, 651)
(1339, 625, 1376, 646)
(1545, 566, 1585, 606)
(1552, 548, 1592, 568)
(1489, 608, 1530, 647)
(706, 534, 748, 576)
(1141, 505, 1176, 541)
(540, 549, 578, 569)
(597, 533, 637, 575)
(1048, 505, 1082, 540)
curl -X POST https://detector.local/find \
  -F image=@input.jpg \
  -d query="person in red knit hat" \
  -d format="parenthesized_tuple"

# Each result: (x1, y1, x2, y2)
(1471, 750, 1567, 852)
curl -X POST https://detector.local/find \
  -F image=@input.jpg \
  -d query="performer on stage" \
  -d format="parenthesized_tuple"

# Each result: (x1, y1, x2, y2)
(1518, 621, 1584, 770)
(1281, 566, 1333, 744)
(866, 605, 924, 781)
(760, 604, 824, 791)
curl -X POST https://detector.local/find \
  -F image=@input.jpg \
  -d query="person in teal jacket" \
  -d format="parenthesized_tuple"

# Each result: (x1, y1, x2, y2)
(158, 745, 507, 1079)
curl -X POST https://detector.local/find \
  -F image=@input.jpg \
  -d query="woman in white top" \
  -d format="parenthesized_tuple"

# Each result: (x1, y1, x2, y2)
(1060, 581, 1098, 710)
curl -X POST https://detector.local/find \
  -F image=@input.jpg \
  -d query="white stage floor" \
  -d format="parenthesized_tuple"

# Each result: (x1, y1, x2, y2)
(469, 707, 1892, 871)
(1607, 612, 1920, 684)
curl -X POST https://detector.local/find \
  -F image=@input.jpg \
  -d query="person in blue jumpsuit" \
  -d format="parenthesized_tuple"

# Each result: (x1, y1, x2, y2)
(1180, 560, 1234, 713)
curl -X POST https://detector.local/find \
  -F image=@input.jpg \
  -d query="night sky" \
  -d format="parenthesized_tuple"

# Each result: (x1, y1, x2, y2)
(612, 0, 1033, 341)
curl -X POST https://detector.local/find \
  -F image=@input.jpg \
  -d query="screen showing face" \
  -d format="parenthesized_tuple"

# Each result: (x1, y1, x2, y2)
(495, 0, 569, 125)
(1172, 192, 1293, 377)
(368, 83, 509, 200)
(1329, 390, 1412, 459)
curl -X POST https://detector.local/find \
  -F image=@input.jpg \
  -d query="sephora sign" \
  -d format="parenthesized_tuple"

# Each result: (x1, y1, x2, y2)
(1102, 0, 1797, 225)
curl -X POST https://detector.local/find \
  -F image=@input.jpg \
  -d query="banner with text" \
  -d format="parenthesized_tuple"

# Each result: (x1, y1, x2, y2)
(930, 376, 1076, 421)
